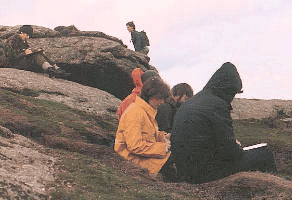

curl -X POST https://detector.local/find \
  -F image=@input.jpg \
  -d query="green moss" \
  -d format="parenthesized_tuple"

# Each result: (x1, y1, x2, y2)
(50, 151, 177, 200)
(0, 88, 115, 144)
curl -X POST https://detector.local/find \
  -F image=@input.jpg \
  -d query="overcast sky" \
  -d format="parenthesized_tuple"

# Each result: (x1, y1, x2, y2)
(1, 0, 291, 100)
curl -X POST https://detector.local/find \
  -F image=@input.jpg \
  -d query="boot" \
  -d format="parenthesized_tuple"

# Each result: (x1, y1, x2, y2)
(45, 67, 56, 78)
(54, 68, 71, 78)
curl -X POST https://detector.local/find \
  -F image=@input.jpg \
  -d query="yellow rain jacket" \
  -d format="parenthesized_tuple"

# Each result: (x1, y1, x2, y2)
(114, 96, 171, 174)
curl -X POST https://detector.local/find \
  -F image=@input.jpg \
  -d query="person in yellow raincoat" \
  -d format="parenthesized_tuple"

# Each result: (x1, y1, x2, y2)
(114, 78, 171, 176)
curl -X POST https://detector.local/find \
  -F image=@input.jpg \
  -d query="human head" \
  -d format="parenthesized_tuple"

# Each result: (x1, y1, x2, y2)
(19, 25, 33, 37)
(141, 70, 161, 84)
(140, 78, 171, 109)
(126, 21, 135, 32)
(204, 62, 243, 104)
(171, 83, 193, 104)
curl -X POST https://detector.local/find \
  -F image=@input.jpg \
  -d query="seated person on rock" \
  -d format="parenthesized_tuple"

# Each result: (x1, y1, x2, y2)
(117, 69, 161, 120)
(114, 77, 171, 177)
(3, 25, 69, 78)
(171, 62, 277, 184)
(156, 83, 193, 133)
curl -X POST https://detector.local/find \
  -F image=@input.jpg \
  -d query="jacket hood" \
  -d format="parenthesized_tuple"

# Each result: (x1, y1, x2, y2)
(204, 62, 242, 105)
(131, 68, 144, 95)
(135, 96, 157, 119)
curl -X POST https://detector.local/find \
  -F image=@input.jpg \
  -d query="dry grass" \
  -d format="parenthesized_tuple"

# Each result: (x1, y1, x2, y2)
(1, 87, 292, 199)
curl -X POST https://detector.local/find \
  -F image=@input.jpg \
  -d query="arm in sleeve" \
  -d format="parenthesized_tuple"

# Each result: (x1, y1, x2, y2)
(156, 103, 172, 132)
(211, 111, 243, 161)
(123, 112, 168, 158)
(4, 38, 26, 60)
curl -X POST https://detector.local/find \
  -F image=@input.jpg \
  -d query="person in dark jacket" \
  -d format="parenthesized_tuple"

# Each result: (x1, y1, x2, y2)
(156, 83, 193, 133)
(126, 21, 149, 55)
(3, 25, 69, 78)
(171, 62, 277, 184)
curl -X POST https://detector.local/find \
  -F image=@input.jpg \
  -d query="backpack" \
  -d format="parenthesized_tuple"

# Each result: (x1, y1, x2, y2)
(140, 30, 150, 46)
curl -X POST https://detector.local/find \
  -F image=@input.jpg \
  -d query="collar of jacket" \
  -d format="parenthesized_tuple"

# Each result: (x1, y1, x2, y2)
(135, 96, 157, 119)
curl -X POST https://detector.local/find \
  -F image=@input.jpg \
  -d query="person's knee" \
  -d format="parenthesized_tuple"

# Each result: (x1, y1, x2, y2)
(33, 53, 47, 66)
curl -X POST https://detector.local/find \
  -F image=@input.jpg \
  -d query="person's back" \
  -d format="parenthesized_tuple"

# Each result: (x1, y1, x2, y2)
(171, 62, 276, 184)
(171, 88, 241, 183)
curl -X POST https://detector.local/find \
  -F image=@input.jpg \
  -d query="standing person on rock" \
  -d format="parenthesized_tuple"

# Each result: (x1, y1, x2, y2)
(3, 25, 70, 78)
(117, 69, 161, 120)
(126, 21, 149, 55)
(171, 62, 277, 184)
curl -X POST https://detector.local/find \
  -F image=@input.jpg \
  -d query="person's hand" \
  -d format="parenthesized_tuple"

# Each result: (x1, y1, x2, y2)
(164, 132, 171, 141)
(24, 48, 32, 55)
(236, 139, 242, 146)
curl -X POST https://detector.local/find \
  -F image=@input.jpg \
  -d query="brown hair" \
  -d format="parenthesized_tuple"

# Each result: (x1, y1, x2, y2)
(141, 70, 161, 83)
(126, 21, 136, 30)
(140, 78, 171, 103)
(171, 83, 193, 98)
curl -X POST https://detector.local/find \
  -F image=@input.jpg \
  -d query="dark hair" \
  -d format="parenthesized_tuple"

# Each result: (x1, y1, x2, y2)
(19, 25, 33, 36)
(140, 78, 171, 103)
(141, 70, 161, 83)
(171, 83, 193, 98)
(126, 21, 135, 30)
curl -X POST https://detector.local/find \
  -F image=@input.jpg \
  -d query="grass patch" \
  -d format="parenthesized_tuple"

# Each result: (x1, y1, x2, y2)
(1, 86, 292, 199)
(233, 118, 292, 149)
(0, 88, 115, 145)
(50, 149, 176, 200)
(233, 118, 292, 179)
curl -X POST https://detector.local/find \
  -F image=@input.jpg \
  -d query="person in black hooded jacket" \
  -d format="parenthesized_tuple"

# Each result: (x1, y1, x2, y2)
(171, 62, 277, 184)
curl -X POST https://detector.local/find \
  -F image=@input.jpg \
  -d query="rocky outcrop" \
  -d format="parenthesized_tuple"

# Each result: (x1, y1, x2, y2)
(0, 134, 56, 199)
(0, 68, 122, 198)
(231, 98, 292, 119)
(0, 68, 121, 122)
(0, 25, 157, 100)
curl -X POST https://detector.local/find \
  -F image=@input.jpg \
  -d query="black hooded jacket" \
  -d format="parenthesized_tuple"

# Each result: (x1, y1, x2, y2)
(171, 62, 244, 183)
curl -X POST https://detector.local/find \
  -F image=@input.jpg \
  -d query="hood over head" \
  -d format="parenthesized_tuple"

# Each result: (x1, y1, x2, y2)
(204, 62, 243, 105)
(131, 68, 144, 94)
(141, 70, 161, 83)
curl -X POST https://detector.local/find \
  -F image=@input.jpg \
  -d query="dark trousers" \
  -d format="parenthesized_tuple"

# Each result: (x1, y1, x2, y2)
(173, 147, 277, 184)
(235, 147, 277, 173)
